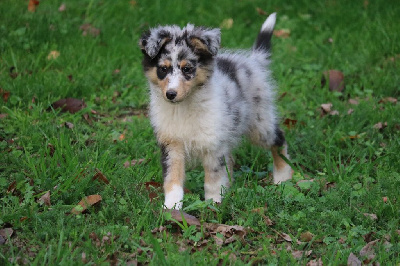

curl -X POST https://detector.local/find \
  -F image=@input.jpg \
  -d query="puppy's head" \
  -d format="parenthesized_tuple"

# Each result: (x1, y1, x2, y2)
(139, 24, 220, 103)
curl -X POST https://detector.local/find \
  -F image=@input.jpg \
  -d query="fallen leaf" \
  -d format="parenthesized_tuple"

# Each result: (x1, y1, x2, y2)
(80, 24, 101, 37)
(347, 109, 354, 115)
(321, 70, 345, 92)
(28, 0, 40, 12)
(359, 239, 379, 261)
(167, 209, 201, 226)
(274, 29, 290, 38)
(58, 3, 66, 12)
(220, 18, 233, 29)
(49, 98, 86, 113)
(0, 114, 8, 119)
(38, 191, 51, 206)
(329, 110, 339, 116)
(1, 88, 10, 102)
(7, 181, 16, 194)
(300, 231, 314, 242)
(378, 97, 397, 104)
(71, 194, 102, 214)
(283, 118, 297, 129)
(280, 232, 292, 242)
(363, 213, 377, 221)
(124, 159, 146, 168)
(348, 99, 359, 105)
(151, 226, 167, 234)
(347, 252, 361, 266)
(47, 50, 60, 60)
(64, 122, 74, 129)
(256, 7, 268, 16)
(81, 252, 87, 264)
(292, 250, 312, 259)
(320, 103, 333, 113)
(0, 228, 13, 245)
(373, 122, 387, 130)
(307, 258, 323, 266)
(92, 168, 110, 184)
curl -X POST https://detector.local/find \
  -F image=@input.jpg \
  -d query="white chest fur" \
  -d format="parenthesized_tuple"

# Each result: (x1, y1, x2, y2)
(149, 89, 224, 154)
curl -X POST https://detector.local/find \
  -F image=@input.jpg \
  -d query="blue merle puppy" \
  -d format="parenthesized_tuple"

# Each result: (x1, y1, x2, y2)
(139, 13, 293, 209)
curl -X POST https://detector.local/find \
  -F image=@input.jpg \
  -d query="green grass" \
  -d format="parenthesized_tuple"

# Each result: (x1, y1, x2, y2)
(1, 0, 399, 264)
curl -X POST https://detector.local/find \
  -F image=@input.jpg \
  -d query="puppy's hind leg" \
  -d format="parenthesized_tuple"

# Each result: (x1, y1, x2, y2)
(250, 126, 293, 184)
(270, 127, 293, 184)
(202, 152, 234, 203)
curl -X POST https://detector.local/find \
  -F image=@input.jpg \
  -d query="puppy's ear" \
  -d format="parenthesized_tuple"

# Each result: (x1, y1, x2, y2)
(187, 26, 221, 57)
(139, 28, 172, 59)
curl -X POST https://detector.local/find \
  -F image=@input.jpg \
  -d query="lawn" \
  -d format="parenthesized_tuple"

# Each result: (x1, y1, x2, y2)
(1, 0, 399, 264)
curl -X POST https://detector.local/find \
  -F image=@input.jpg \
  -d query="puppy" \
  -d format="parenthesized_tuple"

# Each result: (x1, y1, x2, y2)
(139, 13, 292, 209)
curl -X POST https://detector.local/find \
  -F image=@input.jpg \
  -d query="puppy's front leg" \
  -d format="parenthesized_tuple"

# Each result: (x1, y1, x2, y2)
(202, 153, 234, 203)
(161, 142, 186, 209)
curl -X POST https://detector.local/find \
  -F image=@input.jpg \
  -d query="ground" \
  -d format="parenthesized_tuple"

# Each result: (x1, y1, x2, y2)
(0, 0, 399, 265)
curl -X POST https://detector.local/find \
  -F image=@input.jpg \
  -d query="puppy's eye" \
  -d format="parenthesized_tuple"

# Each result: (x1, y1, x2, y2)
(182, 67, 193, 74)
(157, 66, 169, 79)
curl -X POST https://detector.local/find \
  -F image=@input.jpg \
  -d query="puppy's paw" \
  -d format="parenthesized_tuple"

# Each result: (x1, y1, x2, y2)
(164, 185, 184, 209)
(273, 164, 293, 184)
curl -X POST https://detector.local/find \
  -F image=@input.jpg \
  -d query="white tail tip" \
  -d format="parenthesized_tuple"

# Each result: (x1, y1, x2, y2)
(261, 12, 277, 32)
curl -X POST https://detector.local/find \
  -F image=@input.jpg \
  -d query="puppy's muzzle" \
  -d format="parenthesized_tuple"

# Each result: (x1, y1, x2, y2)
(166, 90, 177, 101)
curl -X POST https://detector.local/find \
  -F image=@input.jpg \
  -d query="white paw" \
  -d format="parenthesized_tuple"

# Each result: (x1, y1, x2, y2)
(273, 164, 293, 184)
(164, 185, 183, 209)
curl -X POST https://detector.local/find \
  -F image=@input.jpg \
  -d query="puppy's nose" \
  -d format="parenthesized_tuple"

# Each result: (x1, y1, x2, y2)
(166, 90, 177, 100)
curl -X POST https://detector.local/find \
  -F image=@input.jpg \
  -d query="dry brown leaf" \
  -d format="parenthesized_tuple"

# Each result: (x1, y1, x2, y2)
(363, 213, 377, 221)
(92, 169, 110, 184)
(28, 0, 40, 12)
(1, 88, 10, 102)
(321, 70, 345, 92)
(58, 3, 66, 12)
(151, 226, 167, 234)
(359, 239, 379, 261)
(167, 209, 201, 226)
(321, 103, 333, 113)
(80, 24, 101, 37)
(71, 194, 102, 214)
(0, 228, 14, 244)
(47, 50, 60, 60)
(124, 159, 146, 168)
(347, 109, 354, 115)
(283, 118, 298, 129)
(64, 122, 74, 129)
(348, 99, 359, 105)
(256, 7, 268, 16)
(38, 191, 51, 206)
(307, 258, 323, 266)
(347, 252, 361, 266)
(292, 250, 312, 259)
(300, 231, 314, 242)
(378, 97, 397, 104)
(274, 29, 290, 38)
(280, 232, 292, 242)
(49, 98, 86, 114)
(329, 110, 339, 116)
(7, 181, 16, 194)
(373, 122, 387, 130)
(220, 18, 233, 29)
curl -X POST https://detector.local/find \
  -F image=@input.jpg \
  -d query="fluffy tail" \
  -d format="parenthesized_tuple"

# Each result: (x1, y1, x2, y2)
(253, 12, 276, 53)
